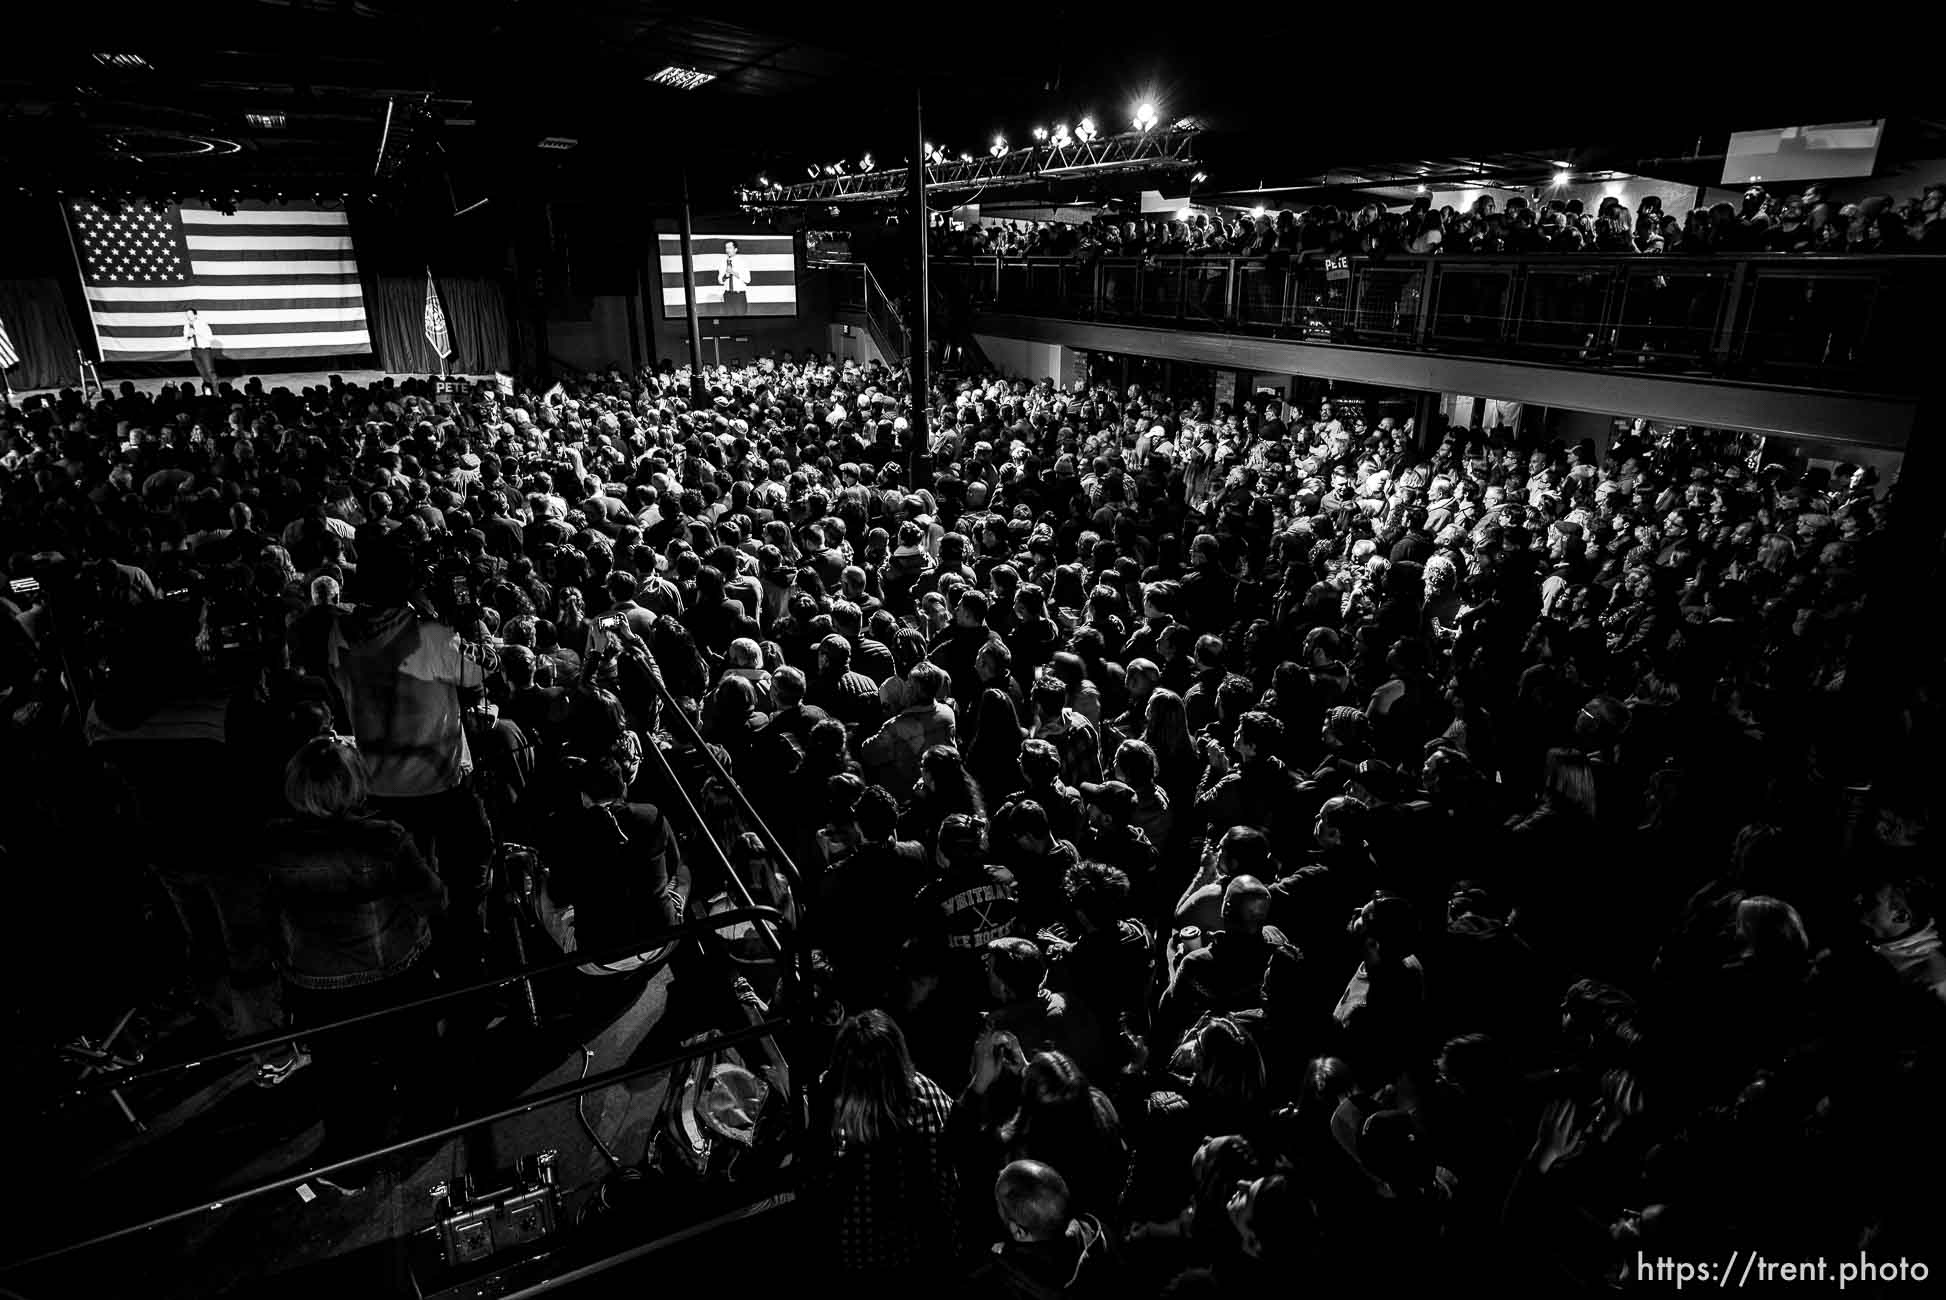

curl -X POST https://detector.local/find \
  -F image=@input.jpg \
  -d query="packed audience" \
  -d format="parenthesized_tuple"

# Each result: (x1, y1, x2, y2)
(936, 180, 1946, 261)
(1, 353, 1941, 1293)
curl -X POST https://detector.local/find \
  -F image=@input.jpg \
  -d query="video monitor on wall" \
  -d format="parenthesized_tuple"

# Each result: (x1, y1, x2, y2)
(657, 232, 797, 318)
(1721, 121, 1883, 186)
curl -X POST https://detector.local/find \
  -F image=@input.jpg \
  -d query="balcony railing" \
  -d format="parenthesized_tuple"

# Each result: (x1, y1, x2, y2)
(931, 252, 1946, 392)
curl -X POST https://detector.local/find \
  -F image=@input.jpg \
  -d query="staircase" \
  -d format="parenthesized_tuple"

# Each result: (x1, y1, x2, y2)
(825, 263, 909, 365)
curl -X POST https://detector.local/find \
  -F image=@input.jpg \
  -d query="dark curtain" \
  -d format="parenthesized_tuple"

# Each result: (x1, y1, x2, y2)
(0, 278, 86, 391)
(367, 275, 511, 375)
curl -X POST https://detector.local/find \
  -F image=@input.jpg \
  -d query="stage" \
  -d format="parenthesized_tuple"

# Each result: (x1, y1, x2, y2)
(8, 369, 489, 405)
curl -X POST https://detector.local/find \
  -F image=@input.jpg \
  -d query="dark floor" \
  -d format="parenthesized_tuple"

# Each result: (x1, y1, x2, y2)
(9, 965, 700, 1300)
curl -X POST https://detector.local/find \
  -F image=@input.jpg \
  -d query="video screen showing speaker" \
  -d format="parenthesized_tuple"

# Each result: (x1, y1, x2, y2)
(658, 233, 796, 319)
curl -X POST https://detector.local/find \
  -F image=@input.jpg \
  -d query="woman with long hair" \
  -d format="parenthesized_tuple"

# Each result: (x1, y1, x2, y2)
(815, 1009, 958, 1281)
(964, 687, 1026, 809)
(1141, 687, 1204, 815)
(898, 743, 986, 852)
(994, 1051, 1127, 1222)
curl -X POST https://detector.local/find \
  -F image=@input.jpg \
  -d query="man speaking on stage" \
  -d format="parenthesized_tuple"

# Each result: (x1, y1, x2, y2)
(718, 241, 749, 316)
(184, 308, 218, 392)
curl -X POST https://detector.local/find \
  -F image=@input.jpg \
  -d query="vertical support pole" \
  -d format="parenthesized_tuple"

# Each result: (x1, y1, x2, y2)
(909, 85, 933, 476)
(678, 170, 707, 407)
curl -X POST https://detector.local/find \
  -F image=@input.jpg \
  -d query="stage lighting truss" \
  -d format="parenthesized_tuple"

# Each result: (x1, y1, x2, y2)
(738, 128, 1201, 206)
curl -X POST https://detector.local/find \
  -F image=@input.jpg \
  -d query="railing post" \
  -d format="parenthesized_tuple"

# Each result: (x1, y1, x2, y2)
(1713, 259, 1751, 370)
(1225, 259, 1238, 322)
(1413, 260, 1435, 346)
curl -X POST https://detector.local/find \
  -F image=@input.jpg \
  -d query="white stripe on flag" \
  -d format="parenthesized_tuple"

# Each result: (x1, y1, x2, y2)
(85, 282, 366, 302)
(99, 330, 373, 353)
(91, 307, 369, 327)
(190, 259, 360, 276)
(661, 285, 798, 305)
(179, 208, 350, 226)
(657, 253, 797, 273)
(184, 234, 355, 252)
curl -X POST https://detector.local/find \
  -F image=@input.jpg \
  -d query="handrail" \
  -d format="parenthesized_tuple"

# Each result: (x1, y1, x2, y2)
(636, 643, 814, 1000)
(4, 1015, 790, 1274)
(60, 906, 795, 1102)
(646, 685, 805, 907)
(931, 248, 1943, 390)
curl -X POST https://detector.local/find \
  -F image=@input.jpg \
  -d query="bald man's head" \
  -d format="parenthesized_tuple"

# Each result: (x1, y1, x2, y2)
(1222, 874, 1272, 934)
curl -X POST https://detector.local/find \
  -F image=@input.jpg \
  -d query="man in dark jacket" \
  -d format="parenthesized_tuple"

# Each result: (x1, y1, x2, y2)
(1192, 710, 1312, 863)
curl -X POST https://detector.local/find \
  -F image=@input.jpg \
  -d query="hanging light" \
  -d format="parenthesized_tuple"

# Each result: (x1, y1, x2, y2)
(1132, 101, 1158, 131)
(1031, 126, 1048, 142)
(1051, 123, 1071, 149)
(1076, 116, 1098, 143)
(859, 153, 875, 172)
(990, 135, 1008, 158)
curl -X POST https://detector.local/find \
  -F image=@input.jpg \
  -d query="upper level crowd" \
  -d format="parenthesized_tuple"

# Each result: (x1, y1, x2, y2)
(936, 180, 1946, 261)
(0, 353, 1940, 1294)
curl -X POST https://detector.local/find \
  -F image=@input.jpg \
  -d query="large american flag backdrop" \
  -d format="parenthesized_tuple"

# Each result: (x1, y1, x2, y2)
(64, 198, 371, 362)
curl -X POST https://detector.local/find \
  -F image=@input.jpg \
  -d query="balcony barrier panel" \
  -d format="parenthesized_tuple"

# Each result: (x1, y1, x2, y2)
(1610, 262, 1727, 369)
(931, 253, 1943, 395)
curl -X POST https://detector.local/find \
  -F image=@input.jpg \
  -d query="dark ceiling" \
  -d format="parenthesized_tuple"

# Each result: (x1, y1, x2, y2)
(7, 4, 1941, 215)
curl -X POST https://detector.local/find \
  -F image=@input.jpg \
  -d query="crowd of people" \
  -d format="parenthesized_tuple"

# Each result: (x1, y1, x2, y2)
(935, 180, 1946, 261)
(1, 350, 1941, 1294)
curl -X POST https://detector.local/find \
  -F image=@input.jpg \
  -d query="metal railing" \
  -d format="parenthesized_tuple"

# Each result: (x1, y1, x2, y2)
(931, 252, 1946, 391)
(823, 262, 910, 361)
(16, 660, 819, 1289)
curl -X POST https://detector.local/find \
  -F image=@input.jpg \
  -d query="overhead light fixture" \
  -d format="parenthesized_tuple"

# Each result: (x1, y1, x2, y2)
(1133, 101, 1158, 132)
(1251, 205, 1266, 219)
(1171, 116, 1199, 131)
(650, 65, 716, 91)
(1076, 117, 1098, 143)
(1553, 170, 1572, 187)
(806, 164, 821, 178)
(1176, 207, 1196, 221)
(537, 136, 578, 150)
(1031, 126, 1048, 142)
(91, 52, 151, 70)
(959, 152, 973, 164)
(990, 135, 1007, 158)
(1051, 123, 1072, 149)
(1416, 184, 1428, 194)
(859, 153, 875, 172)
(244, 111, 287, 130)
(757, 175, 769, 187)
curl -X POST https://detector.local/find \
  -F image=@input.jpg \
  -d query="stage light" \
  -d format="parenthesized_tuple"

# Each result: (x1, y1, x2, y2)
(1251, 206, 1266, 219)
(1076, 117, 1098, 143)
(1176, 207, 1195, 221)
(1416, 184, 1428, 194)
(1051, 123, 1071, 149)
(860, 154, 875, 172)
(758, 175, 769, 187)
(1553, 170, 1572, 187)
(959, 152, 973, 163)
(1133, 101, 1157, 131)
(1031, 126, 1047, 142)
(991, 135, 1007, 157)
